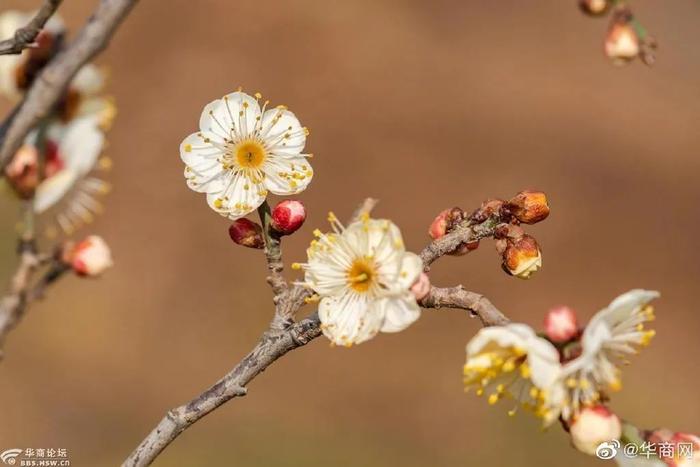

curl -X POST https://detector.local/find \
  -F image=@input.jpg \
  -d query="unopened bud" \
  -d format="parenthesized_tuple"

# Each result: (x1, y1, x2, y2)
(428, 207, 472, 255)
(544, 306, 579, 343)
(270, 200, 306, 235)
(229, 218, 264, 249)
(605, 11, 640, 65)
(502, 234, 542, 279)
(470, 199, 505, 223)
(578, 0, 611, 16)
(70, 235, 113, 277)
(410, 272, 431, 301)
(4, 145, 39, 199)
(647, 431, 700, 466)
(507, 190, 549, 224)
(569, 406, 622, 456)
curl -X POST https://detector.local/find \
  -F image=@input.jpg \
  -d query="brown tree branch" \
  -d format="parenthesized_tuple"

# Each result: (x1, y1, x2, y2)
(0, 0, 63, 56)
(122, 198, 512, 466)
(0, 238, 68, 360)
(0, 0, 139, 171)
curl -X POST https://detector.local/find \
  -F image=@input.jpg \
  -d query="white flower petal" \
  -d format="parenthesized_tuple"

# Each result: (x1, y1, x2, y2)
(262, 153, 313, 195)
(377, 294, 421, 333)
(34, 169, 79, 213)
(260, 108, 306, 155)
(59, 116, 104, 176)
(395, 252, 423, 291)
(205, 174, 266, 219)
(319, 292, 382, 346)
(71, 64, 104, 96)
(199, 92, 261, 140)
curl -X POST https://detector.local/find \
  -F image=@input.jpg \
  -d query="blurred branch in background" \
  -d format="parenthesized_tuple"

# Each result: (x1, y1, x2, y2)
(0, 0, 63, 56)
(0, 0, 138, 172)
(123, 197, 516, 466)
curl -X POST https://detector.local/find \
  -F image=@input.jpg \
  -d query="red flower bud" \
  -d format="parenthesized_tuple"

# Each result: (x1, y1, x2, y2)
(578, 0, 611, 16)
(70, 235, 113, 277)
(544, 306, 579, 343)
(271, 200, 306, 236)
(605, 10, 640, 65)
(229, 219, 265, 249)
(507, 190, 550, 224)
(428, 207, 472, 255)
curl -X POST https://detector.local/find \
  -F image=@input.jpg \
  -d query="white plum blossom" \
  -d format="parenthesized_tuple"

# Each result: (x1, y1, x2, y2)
(30, 114, 111, 236)
(559, 289, 659, 420)
(180, 90, 313, 219)
(294, 214, 422, 346)
(463, 323, 566, 425)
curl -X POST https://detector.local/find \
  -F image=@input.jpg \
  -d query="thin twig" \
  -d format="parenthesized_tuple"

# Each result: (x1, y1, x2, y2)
(0, 0, 63, 56)
(123, 197, 514, 466)
(0, 0, 139, 172)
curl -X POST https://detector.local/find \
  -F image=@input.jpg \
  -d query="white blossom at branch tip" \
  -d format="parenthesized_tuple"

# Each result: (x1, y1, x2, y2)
(558, 289, 659, 421)
(181, 90, 313, 220)
(463, 323, 566, 425)
(293, 213, 422, 346)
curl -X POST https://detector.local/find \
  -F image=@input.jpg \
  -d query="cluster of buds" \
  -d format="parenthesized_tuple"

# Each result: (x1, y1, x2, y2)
(60, 235, 113, 277)
(228, 200, 306, 249)
(428, 190, 548, 279)
(578, 1, 657, 65)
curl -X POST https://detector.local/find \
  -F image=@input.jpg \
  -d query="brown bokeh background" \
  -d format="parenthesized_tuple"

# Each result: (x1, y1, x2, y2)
(1, 0, 699, 465)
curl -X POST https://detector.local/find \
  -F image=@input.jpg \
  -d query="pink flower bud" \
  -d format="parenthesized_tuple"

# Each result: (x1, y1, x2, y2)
(410, 273, 431, 301)
(229, 218, 264, 249)
(70, 235, 113, 277)
(4, 145, 40, 199)
(428, 207, 471, 255)
(271, 200, 306, 236)
(506, 190, 550, 225)
(569, 405, 622, 456)
(544, 306, 579, 343)
(647, 430, 700, 466)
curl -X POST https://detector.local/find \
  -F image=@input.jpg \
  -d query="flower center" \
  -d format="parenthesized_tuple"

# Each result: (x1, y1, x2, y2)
(235, 140, 266, 169)
(347, 258, 376, 293)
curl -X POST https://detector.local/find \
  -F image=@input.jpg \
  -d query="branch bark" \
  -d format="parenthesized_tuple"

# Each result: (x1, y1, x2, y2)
(0, 239, 68, 359)
(0, 0, 139, 171)
(0, 0, 63, 56)
(122, 199, 512, 466)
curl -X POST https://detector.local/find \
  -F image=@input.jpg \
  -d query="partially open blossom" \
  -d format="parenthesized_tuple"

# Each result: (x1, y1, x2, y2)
(605, 10, 640, 65)
(544, 306, 579, 343)
(428, 207, 472, 255)
(464, 323, 566, 425)
(559, 290, 659, 420)
(70, 235, 113, 277)
(181, 91, 313, 220)
(228, 218, 264, 249)
(295, 214, 422, 346)
(410, 272, 431, 301)
(271, 199, 306, 235)
(507, 190, 549, 225)
(569, 405, 622, 456)
(502, 234, 542, 279)
(579, 0, 611, 17)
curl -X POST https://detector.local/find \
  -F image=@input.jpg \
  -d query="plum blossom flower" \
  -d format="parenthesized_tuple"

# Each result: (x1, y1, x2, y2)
(294, 214, 422, 346)
(7, 113, 112, 237)
(70, 235, 113, 276)
(180, 90, 313, 219)
(559, 289, 659, 420)
(463, 323, 566, 425)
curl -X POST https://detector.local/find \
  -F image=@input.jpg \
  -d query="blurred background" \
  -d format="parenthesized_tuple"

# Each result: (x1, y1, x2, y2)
(1, 0, 699, 465)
